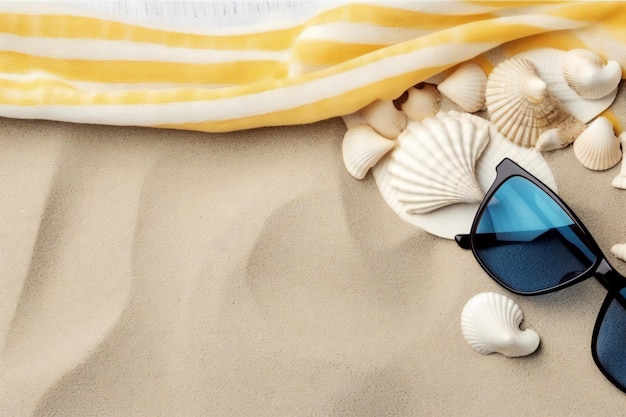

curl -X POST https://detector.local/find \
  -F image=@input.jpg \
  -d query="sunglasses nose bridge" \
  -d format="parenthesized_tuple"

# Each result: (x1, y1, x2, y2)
(594, 258, 626, 291)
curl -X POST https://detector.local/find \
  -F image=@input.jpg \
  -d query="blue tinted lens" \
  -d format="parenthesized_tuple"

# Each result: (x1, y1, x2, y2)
(474, 176, 596, 292)
(596, 288, 626, 389)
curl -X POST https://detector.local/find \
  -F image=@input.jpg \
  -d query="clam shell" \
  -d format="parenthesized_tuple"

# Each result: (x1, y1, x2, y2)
(388, 111, 489, 214)
(486, 58, 566, 148)
(611, 243, 626, 262)
(359, 99, 407, 139)
(534, 113, 586, 152)
(371, 113, 557, 239)
(562, 49, 622, 100)
(461, 292, 540, 357)
(611, 133, 626, 189)
(573, 117, 622, 171)
(342, 124, 395, 180)
(400, 83, 441, 121)
(437, 62, 487, 113)
(515, 48, 619, 123)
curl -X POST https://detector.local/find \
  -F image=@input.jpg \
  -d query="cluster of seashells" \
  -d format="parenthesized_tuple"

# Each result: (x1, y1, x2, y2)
(341, 48, 624, 239)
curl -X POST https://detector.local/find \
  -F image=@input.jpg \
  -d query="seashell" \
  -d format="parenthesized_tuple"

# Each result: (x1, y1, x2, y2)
(515, 48, 619, 124)
(573, 117, 622, 171)
(561, 49, 622, 100)
(611, 243, 626, 262)
(371, 112, 557, 239)
(387, 111, 489, 214)
(534, 113, 586, 152)
(399, 83, 441, 121)
(359, 99, 407, 139)
(461, 292, 540, 357)
(437, 62, 487, 113)
(342, 124, 395, 180)
(485, 57, 567, 148)
(611, 133, 626, 189)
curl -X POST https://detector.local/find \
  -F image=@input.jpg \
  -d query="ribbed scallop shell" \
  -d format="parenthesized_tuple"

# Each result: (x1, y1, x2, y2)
(342, 125, 395, 180)
(562, 49, 622, 100)
(388, 111, 489, 214)
(573, 117, 622, 171)
(400, 83, 441, 121)
(611, 134, 626, 189)
(359, 99, 407, 139)
(437, 62, 487, 113)
(486, 57, 565, 148)
(461, 292, 540, 357)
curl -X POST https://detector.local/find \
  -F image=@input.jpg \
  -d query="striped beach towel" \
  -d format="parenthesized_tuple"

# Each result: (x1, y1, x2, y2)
(0, 1, 624, 133)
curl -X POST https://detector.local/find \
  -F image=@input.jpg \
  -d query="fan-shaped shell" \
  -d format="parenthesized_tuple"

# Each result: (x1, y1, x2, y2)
(573, 117, 622, 171)
(437, 62, 487, 113)
(562, 49, 622, 100)
(611, 243, 626, 262)
(611, 133, 626, 189)
(342, 124, 395, 180)
(461, 292, 540, 357)
(400, 83, 441, 121)
(535, 113, 586, 152)
(486, 57, 566, 148)
(359, 99, 407, 139)
(387, 111, 489, 215)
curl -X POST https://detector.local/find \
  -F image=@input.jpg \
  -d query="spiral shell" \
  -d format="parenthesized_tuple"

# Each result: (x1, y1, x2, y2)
(461, 292, 540, 357)
(342, 124, 395, 180)
(388, 111, 489, 215)
(437, 62, 487, 113)
(534, 113, 586, 152)
(486, 57, 567, 148)
(573, 117, 622, 171)
(562, 49, 622, 100)
(359, 99, 407, 139)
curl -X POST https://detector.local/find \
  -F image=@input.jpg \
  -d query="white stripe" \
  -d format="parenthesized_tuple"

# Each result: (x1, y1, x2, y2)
(0, 33, 291, 63)
(297, 22, 429, 45)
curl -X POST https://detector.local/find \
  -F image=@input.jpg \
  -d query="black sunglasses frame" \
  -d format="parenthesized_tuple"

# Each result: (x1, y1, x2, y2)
(455, 157, 626, 393)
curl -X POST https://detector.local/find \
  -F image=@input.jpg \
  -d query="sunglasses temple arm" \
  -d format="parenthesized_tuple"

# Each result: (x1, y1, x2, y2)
(455, 234, 471, 249)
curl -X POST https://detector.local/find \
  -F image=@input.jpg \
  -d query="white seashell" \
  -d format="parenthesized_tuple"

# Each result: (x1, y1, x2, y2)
(461, 292, 540, 357)
(561, 49, 622, 100)
(611, 133, 626, 189)
(573, 117, 622, 171)
(515, 48, 618, 123)
(359, 99, 407, 139)
(611, 243, 626, 262)
(342, 125, 395, 180)
(399, 83, 441, 121)
(371, 112, 557, 239)
(387, 111, 489, 214)
(534, 113, 586, 152)
(486, 57, 568, 148)
(437, 62, 487, 113)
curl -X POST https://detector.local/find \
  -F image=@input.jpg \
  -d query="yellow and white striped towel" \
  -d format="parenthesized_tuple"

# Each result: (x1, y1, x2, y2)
(0, 1, 624, 133)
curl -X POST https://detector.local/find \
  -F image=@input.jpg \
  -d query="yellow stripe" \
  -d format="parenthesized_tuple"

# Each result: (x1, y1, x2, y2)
(0, 51, 286, 85)
(503, 31, 587, 58)
(290, 41, 386, 67)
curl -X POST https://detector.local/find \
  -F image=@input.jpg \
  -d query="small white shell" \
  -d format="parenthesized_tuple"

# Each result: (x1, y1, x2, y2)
(573, 117, 622, 171)
(461, 292, 540, 358)
(486, 57, 565, 148)
(437, 62, 487, 113)
(611, 133, 626, 189)
(611, 243, 626, 262)
(359, 99, 407, 139)
(561, 49, 622, 100)
(534, 113, 586, 152)
(400, 83, 441, 121)
(342, 125, 395, 180)
(388, 111, 489, 214)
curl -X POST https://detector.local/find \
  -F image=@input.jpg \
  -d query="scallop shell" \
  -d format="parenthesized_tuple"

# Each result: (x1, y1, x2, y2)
(437, 62, 487, 113)
(461, 292, 540, 357)
(534, 113, 586, 152)
(611, 134, 626, 189)
(400, 83, 441, 121)
(387, 111, 489, 215)
(611, 243, 626, 262)
(359, 99, 407, 139)
(562, 49, 622, 100)
(573, 117, 622, 171)
(486, 57, 567, 148)
(371, 112, 557, 239)
(342, 124, 395, 180)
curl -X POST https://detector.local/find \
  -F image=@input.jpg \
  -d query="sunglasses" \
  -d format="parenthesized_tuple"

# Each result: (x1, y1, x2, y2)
(455, 157, 626, 393)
